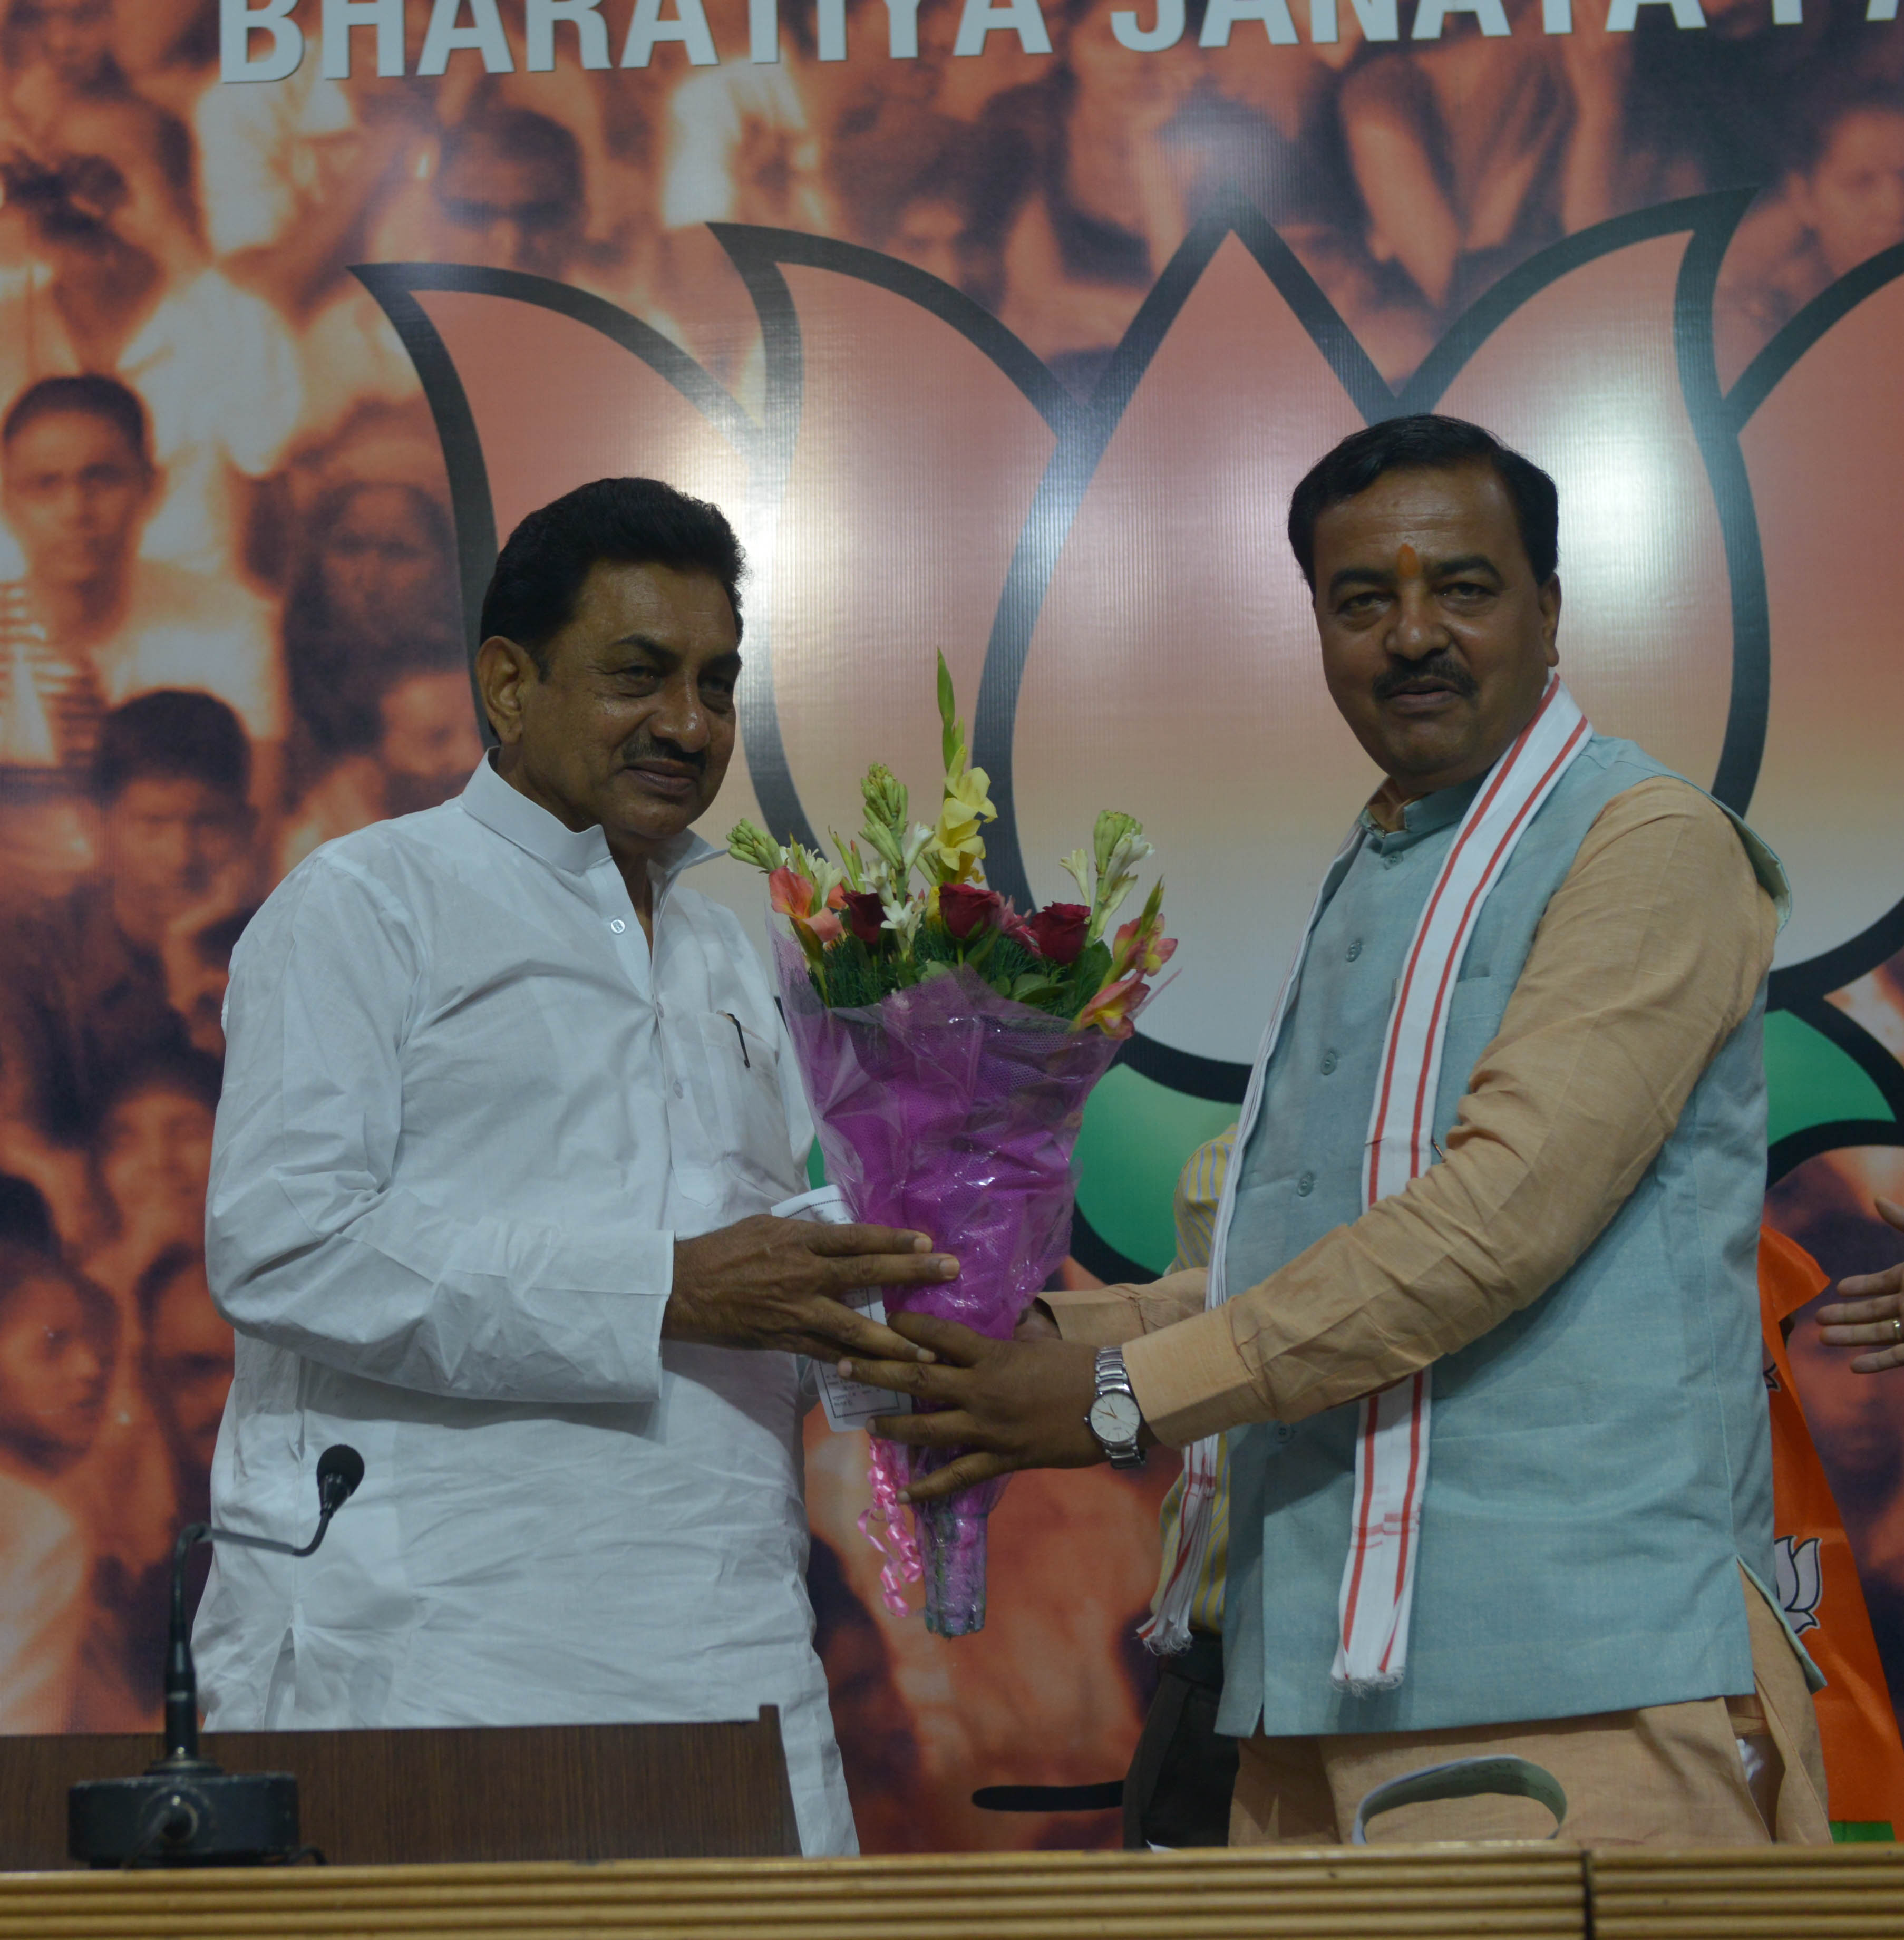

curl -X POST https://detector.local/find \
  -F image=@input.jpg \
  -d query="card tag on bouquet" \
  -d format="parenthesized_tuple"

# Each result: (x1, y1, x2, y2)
(770, 1186, 912, 1433)
(813, 1322, 911, 1433)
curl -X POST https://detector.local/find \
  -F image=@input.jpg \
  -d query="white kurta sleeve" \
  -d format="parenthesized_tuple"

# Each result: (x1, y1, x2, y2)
(207, 854, 672, 1404)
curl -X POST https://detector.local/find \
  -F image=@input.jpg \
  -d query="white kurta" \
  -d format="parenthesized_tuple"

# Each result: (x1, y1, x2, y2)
(196, 755, 854, 1855)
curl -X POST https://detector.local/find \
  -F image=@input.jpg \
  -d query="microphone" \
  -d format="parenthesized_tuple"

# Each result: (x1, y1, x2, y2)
(161, 1443, 365, 1766)
(70, 1446, 365, 1869)
(316, 1443, 365, 1518)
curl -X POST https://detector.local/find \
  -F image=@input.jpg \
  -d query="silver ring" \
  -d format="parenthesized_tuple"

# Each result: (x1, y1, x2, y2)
(1893, 1316, 1902, 1345)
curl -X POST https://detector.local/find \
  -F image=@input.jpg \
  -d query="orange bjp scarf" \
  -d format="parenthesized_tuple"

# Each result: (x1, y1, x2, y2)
(1760, 1224, 1904, 1837)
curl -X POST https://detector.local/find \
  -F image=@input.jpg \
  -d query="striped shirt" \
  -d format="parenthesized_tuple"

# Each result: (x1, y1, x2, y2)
(0, 583, 103, 775)
(1149, 1126, 1237, 1639)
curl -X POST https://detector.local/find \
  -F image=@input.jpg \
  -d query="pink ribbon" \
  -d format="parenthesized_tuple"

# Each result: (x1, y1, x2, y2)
(859, 1437, 922, 1617)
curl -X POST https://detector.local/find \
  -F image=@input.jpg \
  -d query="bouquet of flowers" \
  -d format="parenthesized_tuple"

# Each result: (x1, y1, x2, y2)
(728, 657, 1173, 1635)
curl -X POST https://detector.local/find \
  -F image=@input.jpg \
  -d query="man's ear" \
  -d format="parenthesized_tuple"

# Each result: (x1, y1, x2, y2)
(1539, 574, 1562, 665)
(475, 635, 538, 746)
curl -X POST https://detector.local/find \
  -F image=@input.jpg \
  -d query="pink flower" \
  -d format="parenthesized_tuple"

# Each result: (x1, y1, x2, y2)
(772, 866, 845, 946)
(769, 867, 815, 920)
(1112, 914, 1177, 978)
(998, 899, 1037, 950)
(1076, 974, 1145, 1040)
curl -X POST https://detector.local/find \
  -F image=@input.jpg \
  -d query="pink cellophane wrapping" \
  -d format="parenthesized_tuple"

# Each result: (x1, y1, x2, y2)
(773, 933, 1126, 1634)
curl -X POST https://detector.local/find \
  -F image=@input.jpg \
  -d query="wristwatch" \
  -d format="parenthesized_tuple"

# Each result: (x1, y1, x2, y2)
(1086, 1348, 1147, 1469)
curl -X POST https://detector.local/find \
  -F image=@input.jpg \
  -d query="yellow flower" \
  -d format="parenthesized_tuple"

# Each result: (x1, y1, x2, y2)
(925, 761, 995, 884)
(938, 768, 995, 850)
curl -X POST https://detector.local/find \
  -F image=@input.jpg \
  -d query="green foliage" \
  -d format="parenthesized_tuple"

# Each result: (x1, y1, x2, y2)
(985, 932, 1038, 985)
(1073, 938, 1112, 991)
(911, 920, 960, 969)
(820, 934, 897, 1008)
(983, 930, 1072, 1016)
(937, 651, 959, 771)
(832, 833, 866, 892)
(810, 910, 1114, 1022)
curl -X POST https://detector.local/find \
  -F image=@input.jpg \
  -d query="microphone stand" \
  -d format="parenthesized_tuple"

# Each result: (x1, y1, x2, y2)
(69, 1446, 364, 1869)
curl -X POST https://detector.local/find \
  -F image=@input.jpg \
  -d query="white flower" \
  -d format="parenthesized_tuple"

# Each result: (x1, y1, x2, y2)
(882, 894, 925, 947)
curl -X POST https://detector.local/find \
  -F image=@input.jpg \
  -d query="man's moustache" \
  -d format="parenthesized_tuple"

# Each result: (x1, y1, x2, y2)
(1373, 661, 1479, 702)
(619, 738, 706, 775)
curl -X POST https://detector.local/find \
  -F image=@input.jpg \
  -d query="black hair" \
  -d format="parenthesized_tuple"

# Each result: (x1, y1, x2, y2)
(440, 106, 583, 211)
(0, 0, 127, 93)
(1793, 80, 1904, 176)
(133, 1241, 204, 1327)
(284, 478, 461, 756)
(91, 688, 251, 806)
(0, 1174, 53, 1252)
(0, 1238, 113, 1335)
(0, 1237, 118, 1471)
(7, 95, 200, 237)
(2, 372, 151, 467)
(94, 1046, 225, 1125)
(1287, 414, 1560, 593)
(479, 477, 745, 671)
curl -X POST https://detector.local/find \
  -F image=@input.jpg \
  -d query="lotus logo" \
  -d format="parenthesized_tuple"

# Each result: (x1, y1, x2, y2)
(362, 198, 1904, 1269)
(1775, 1534, 1824, 1636)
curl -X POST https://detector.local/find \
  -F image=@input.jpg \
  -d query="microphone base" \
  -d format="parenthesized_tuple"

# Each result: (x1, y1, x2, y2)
(69, 1759, 300, 1868)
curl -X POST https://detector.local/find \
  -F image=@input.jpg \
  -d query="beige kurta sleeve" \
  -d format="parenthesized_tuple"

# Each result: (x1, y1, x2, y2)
(1042, 1126, 1237, 1343)
(1122, 776, 1779, 1447)
(1042, 1270, 1207, 1345)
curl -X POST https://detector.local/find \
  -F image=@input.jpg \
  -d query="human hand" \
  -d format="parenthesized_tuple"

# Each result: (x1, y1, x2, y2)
(1815, 1196, 1904, 1374)
(844, 1313, 1105, 1504)
(665, 1216, 958, 1362)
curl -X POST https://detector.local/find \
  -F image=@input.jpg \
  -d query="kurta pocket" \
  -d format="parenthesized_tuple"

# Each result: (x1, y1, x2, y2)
(688, 1011, 804, 1203)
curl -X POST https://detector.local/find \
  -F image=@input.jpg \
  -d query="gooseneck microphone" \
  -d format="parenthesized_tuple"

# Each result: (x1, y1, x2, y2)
(70, 1446, 366, 1869)
(163, 1444, 366, 1765)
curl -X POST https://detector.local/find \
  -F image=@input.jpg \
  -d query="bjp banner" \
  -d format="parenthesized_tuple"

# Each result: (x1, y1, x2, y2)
(0, 0, 1900, 1852)
(1760, 1226, 1904, 1840)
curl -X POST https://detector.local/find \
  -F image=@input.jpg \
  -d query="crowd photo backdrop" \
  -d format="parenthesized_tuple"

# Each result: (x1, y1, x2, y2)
(0, 0, 1897, 1852)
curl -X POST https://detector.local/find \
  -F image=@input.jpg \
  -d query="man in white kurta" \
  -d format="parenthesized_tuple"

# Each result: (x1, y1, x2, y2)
(196, 478, 955, 1856)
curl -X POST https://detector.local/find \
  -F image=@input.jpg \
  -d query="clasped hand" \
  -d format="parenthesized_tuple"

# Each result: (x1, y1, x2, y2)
(1816, 1195, 1904, 1375)
(842, 1311, 1109, 1506)
(664, 1215, 958, 1363)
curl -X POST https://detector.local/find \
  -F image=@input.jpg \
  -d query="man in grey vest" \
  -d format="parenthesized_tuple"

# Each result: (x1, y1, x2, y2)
(845, 415, 1832, 1846)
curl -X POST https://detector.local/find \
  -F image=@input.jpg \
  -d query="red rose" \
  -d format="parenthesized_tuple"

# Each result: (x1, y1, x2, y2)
(1026, 901, 1090, 965)
(938, 884, 1003, 941)
(842, 890, 887, 945)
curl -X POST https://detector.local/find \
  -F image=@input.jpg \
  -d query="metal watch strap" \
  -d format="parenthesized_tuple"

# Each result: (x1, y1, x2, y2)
(1090, 1347, 1147, 1469)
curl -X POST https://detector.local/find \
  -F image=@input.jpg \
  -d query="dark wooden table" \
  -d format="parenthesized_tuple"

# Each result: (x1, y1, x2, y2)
(0, 1710, 799, 1869)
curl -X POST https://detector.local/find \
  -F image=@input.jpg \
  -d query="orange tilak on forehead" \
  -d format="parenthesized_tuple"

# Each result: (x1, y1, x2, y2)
(1396, 543, 1422, 579)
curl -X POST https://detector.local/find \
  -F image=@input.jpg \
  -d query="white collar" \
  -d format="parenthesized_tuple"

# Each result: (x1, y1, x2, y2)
(458, 753, 717, 884)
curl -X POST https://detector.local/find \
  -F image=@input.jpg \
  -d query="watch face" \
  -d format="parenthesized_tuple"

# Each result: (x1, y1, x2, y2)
(1090, 1391, 1142, 1444)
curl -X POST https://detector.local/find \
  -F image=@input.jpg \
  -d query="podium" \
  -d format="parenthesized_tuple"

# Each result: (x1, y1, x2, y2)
(1, 1844, 1901, 1939)
(0, 1710, 800, 1869)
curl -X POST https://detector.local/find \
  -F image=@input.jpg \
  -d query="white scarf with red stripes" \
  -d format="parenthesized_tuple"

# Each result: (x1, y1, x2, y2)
(1143, 681, 1591, 1693)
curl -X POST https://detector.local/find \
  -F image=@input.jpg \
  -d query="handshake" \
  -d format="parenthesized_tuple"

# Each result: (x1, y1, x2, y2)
(663, 1202, 1115, 1510)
